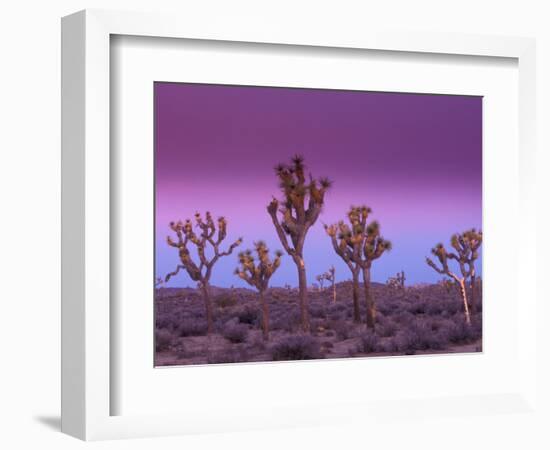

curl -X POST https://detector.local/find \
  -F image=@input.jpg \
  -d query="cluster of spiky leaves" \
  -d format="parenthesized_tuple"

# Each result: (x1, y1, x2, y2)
(235, 241, 283, 292)
(426, 243, 453, 277)
(165, 211, 242, 283)
(267, 155, 332, 256)
(450, 229, 483, 275)
(325, 205, 392, 269)
(426, 229, 482, 279)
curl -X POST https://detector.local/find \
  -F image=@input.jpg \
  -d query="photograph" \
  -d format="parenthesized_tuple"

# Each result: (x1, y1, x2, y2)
(154, 82, 483, 366)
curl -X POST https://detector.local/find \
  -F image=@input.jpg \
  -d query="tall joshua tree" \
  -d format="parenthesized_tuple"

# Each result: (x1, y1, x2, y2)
(165, 212, 242, 334)
(325, 206, 392, 328)
(426, 242, 471, 325)
(267, 155, 331, 332)
(451, 229, 482, 312)
(235, 241, 283, 341)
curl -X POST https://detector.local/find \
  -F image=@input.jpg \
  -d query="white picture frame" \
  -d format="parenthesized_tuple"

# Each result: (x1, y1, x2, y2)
(61, 9, 539, 441)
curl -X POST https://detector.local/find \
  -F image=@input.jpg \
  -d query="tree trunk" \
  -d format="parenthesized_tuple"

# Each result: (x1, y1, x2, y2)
(352, 271, 361, 323)
(259, 289, 269, 341)
(332, 279, 336, 303)
(469, 274, 476, 313)
(362, 267, 376, 330)
(295, 257, 310, 332)
(456, 278, 471, 325)
(201, 281, 213, 334)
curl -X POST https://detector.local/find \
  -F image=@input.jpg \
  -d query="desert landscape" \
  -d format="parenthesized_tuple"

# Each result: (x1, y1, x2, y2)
(155, 279, 482, 366)
(154, 83, 483, 367)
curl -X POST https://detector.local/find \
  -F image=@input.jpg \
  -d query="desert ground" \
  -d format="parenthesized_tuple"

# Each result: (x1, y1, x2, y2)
(155, 281, 482, 366)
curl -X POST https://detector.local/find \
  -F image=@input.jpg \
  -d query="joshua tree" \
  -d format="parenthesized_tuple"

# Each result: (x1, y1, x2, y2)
(165, 212, 242, 334)
(386, 271, 406, 290)
(426, 242, 471, 325)
(324, 266, 337, 303)
(235, 241, 283, 340)
(451, 229, 482, 312)
(267, 155, 331, 332)
(396, 270, 406, 288)
(325, 206, 392, 328)
(315, 274, 325, 291)
(155, 277, 164, 288)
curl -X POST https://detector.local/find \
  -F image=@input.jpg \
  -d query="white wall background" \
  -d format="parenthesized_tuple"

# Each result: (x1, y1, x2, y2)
(0, 1, 548, 449)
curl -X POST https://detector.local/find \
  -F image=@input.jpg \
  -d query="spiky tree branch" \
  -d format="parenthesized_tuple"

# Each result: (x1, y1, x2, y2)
(267, 155, 331, 332)
(235, 241, 283, 340)
(166, 212, 242, 334)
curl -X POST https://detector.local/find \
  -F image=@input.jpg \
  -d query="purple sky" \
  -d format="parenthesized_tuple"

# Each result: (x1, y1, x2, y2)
(155, 82, 482, 288)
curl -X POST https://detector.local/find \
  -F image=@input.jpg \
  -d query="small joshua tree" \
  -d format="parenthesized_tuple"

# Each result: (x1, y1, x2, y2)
(396, 270, 405, 288)
(386, 271, 406, 290)
(267, 155, 331, 332)
(165, 212, 242, 334)
(316, 274, 325, 291)
(426, 242, 471, 325)
(155, 277, 164, 288)
(324, 266, 336, 303)
(325, 206, 392, 328)
(451, 229, 482, 312)
(235, 241, 283, 341)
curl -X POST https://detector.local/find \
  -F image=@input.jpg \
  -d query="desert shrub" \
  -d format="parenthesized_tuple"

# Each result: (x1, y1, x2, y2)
(442, 314, 481, 344)
(357, 331, 379, 353)
(392, 311, 415, 326)
(155, 328, 173, 352)
(393, 329, 418, 354)
(270, 309, 301, 332)
(247, 336, 267, 352)
(377, 298, 403, 315)
(309, 304, 327, 319)
(408, 299, 427, 315)
(393, 319, 448, 353)
(328, 303, 346, 314)
(237, 307, 260, 325)
(207, 347, 249, 364)
(328, 319, 352, 340)
(271, 335, 322, 361)
(177, 319, 208, 337)
(376, 317, 398, 338)
(222, 323, 249, 343)
(444, 300, 462, 316)
(215, 293, 237, 309)
(155, 315, 170, 329)
(376, 337, 399, 353)
(311, 318, 328, 333)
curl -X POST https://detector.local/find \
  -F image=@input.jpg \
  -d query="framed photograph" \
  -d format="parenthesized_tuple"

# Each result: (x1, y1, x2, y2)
(62, 9, 538, 441)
